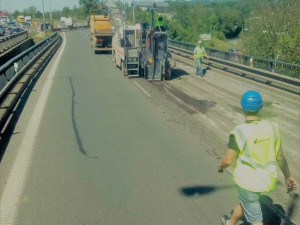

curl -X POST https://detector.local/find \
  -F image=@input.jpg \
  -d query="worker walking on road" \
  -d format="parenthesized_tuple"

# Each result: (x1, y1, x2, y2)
(193, 40, 209, 77)
(218, 90, 297, 225)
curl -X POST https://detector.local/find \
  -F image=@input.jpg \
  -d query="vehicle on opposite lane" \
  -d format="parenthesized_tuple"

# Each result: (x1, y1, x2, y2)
(7, 21, 16, 30)
(10, 27, 23, 35)
(0, 25, 5, 36)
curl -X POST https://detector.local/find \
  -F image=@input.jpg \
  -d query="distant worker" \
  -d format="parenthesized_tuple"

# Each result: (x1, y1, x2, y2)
(218, 90, 297, 225)
(155, 16, 167, 31)
(193, 40, 209, 77)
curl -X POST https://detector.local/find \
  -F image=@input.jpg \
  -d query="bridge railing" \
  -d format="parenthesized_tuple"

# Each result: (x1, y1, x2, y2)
(0, 32, 60, 102)
(0, 31, 29, 53)
(168, 39, 300, 79)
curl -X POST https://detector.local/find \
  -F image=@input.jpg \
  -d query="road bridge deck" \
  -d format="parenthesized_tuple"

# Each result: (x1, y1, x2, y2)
(0, 30, 299, 225)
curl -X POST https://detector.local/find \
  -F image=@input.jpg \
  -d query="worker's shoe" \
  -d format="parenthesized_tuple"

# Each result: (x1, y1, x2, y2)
(221, 215, 229, 225)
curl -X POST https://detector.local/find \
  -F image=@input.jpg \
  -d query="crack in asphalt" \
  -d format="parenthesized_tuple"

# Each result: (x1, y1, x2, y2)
(69, 77, 98, 159)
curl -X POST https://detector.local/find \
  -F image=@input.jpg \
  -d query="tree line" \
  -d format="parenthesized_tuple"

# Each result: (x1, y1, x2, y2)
(12, 5, 86, 21)
(126, 0, 300, 64)
(11, 0, 300, 64)
(240, 0, 300, 64)
(11, 0, 103, 21)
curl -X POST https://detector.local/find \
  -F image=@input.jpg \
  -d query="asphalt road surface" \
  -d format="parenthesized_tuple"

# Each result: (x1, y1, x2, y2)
(0, 30, 299, 225)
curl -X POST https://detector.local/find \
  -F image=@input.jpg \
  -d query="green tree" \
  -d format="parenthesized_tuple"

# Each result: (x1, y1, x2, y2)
(23, 8, 29, 16)
(28, 6, 38, 18)
(79, 0, 102, 16)
(36, 11, 43, 19)
(62, 7, 71, 17)
(217, 6, 243, 39)
(241, 0, 300, 63)
(13, 10, 20, 18)
(51, 10, 62, 20)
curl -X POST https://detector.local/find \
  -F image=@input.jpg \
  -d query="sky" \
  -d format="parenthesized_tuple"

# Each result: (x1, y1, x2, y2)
(0, 0, 80, 13)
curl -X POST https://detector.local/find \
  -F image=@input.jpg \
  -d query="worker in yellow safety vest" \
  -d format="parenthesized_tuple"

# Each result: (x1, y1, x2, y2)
(155, 16, 167, 31)
(218, 90, 296, 225)
(193, 40, 209, 77)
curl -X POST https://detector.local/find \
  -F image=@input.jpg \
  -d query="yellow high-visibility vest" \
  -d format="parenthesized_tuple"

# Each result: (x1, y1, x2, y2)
(155, 20, 165, 28)
(231, 120, 281, 193)
(194, 46, 205, 59)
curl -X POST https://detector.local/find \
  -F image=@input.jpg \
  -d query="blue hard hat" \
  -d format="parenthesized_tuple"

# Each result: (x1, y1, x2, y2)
(241, 90, 263, 112)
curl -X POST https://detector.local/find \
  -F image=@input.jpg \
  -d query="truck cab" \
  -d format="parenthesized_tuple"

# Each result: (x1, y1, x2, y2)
(17, 15, 25, 23)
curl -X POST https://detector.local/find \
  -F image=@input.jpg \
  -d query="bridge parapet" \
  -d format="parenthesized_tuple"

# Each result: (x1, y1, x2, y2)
(0, 32, 61, 130)
(169, 39, 300, 79)
(0, 31, 29, 54)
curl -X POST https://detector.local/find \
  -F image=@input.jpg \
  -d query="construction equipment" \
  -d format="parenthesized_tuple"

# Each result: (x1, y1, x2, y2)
(102, 1, 175, 80)
(112, 24, 140, 77)
(133, 1, 175, 80)
(103, 2, 140, 77)
(90, 15, 113, 53)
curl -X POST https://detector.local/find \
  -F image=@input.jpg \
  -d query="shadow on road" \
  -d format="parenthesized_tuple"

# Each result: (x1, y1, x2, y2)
(171, 67, 212, 79)
(94, 50, 112, 55)
(180, 185, 234, 196)
(180, 186, 298, 225)
(203, 66, 212, 76)
(171, 68, 190, 79)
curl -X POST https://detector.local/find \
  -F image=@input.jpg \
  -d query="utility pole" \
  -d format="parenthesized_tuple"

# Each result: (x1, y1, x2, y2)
(42, 0, 45, 24)
(132, 2, 135, 24)
(50, 0, 52, 21)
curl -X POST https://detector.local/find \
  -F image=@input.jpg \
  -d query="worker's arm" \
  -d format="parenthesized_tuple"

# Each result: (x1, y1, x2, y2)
(276, 145, 297, 191)
(193, 54, 196, 61)
(218, 148, 237, 173)
(204, 52, 209, 60)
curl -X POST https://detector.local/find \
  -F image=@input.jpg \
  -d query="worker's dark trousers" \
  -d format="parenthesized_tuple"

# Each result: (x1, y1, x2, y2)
(196, 58, 203, 76)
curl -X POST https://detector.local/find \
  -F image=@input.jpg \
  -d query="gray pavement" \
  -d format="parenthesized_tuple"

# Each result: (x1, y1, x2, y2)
(0, 30, 238, 225)
(0, 30, 299, 225)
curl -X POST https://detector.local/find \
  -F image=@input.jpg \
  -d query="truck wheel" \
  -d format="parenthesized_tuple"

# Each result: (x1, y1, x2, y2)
(165, 69, 172, 80)
(112, 51, 116, 63)
(139, 67, 144, 77)
(121, 61, 127, 76)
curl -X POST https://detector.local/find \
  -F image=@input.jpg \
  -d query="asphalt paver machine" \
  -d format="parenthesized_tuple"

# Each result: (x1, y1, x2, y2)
(134, 1, 175, 81)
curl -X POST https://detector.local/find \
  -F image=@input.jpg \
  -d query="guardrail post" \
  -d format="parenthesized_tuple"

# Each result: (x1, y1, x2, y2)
(243, 56, 248, 66)
(267, 61, 273, 72)
(0, 43, 5, 52)
(206, 48, 210, 56)
(14, 63, 19, 73)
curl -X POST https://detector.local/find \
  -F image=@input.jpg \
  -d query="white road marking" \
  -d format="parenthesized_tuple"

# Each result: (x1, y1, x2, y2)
(0, 32, 66, 225)
(163, 86, 197, 112)
(133, 80, 151, 98)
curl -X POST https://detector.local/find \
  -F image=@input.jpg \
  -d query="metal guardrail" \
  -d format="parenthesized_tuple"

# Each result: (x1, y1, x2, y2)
(0, 31, 29, 54)
(169, 44, 300, 95)
(0, 32, 60, 102)
(168, 39, 300, 79)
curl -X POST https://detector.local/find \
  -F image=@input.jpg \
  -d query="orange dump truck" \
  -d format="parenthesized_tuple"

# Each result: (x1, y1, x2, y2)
(90, 15, 113, 53)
